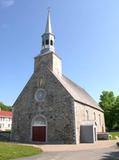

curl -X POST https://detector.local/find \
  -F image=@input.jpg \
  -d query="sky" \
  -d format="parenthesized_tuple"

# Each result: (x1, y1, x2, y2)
(0, 0, 119, 106)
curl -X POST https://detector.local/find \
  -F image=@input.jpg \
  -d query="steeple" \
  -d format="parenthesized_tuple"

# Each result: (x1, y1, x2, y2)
(40, 9, 55, 55)
(45, 10, 52, 33)
(34, 10, 62, 75)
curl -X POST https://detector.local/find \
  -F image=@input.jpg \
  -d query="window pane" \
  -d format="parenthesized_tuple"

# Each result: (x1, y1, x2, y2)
(50, 40, 53, 45)
(46, 39, 49, 45)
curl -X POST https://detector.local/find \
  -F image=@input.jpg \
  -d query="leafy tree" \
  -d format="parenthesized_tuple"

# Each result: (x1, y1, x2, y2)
(99, 91, 115, 111)
(99, 91, 115, 130)
(113, 96, 119, 129)
(0, 102, 12, 111)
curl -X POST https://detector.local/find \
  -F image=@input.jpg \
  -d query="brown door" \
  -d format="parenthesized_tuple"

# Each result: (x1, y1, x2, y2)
(32, 126, 46, 142)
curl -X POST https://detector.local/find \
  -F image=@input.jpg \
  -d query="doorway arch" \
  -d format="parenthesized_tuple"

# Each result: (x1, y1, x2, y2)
(31, 115, 47, 142)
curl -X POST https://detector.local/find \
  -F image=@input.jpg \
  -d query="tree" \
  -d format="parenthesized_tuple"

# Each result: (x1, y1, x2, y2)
(0, 102, 12, 111)
(99, 91, 115, 130)
(99, 91, 115, 110)
(113, 96, 119, 129)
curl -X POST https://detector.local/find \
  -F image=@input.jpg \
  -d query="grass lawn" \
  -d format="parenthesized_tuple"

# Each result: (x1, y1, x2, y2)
(0, 142, 42, 160)
(109, 132, 119, 140)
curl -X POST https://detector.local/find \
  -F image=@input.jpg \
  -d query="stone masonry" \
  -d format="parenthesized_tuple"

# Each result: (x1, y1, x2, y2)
(11, 11, 105, 144)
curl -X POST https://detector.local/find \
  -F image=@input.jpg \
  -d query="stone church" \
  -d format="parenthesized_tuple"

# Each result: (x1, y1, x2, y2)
(11, 11, 105, 144)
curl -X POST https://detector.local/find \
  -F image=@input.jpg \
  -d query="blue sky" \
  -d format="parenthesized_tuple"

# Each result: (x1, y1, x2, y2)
(0, 0, 119, 105)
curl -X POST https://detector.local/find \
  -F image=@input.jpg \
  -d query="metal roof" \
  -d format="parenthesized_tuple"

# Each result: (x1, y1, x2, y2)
(52, 71, 103, 112)
(0, 111, 12, 117)
(45, 10, 52, 34)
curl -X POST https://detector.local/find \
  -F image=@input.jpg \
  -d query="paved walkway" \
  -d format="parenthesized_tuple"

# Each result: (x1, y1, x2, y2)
(37, 140, 118, 152)
(17, 140, 119, 160)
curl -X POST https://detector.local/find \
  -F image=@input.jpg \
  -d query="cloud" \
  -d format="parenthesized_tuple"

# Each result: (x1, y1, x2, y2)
(0, 0, 15, 8)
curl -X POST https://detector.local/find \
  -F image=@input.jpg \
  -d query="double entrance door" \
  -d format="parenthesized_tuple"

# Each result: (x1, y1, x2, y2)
(32, 126, 46, 142)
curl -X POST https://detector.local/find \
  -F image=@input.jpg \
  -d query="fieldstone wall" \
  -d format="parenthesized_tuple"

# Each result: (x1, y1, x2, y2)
(11, 52, 105, 144)
(11, 58, 76, 144)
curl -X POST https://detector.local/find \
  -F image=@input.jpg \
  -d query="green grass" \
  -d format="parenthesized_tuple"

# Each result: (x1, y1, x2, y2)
(109, 132, 119, 140)
(0, 142, 42, 160)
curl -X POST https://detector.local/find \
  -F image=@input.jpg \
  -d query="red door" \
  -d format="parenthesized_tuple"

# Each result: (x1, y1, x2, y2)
(32, 126, 46, 142)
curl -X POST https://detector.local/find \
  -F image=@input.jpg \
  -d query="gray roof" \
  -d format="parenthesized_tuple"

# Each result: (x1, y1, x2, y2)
(52, 72, 103, 112)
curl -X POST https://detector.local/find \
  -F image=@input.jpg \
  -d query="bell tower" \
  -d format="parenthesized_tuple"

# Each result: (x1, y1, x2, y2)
(34, 10, 62, 75)
(40, 9, 55, 55)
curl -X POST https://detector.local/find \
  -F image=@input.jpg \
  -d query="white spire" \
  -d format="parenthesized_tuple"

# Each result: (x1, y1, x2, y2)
(40, 9, 55, 55)
(45, 9, 52, 33)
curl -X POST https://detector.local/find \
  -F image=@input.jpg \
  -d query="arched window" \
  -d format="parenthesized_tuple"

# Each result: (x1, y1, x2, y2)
(99, 114, 101, 125)
(32, 115, 47, 126)
(46, 39, 49, 45)
(94, 112, 96, 120)
(86, 110, 89, 120)
(50, 40, 53, 46)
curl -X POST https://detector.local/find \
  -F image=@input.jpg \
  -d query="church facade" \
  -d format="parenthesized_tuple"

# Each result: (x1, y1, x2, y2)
(11, 11, 105, 144)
